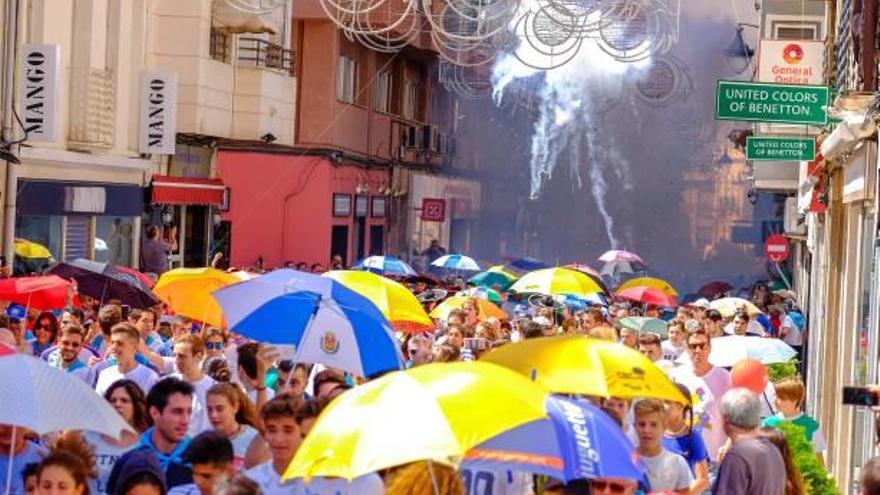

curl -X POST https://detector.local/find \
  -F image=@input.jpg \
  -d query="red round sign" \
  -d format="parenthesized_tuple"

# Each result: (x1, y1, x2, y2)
(764, 234, 790, 263)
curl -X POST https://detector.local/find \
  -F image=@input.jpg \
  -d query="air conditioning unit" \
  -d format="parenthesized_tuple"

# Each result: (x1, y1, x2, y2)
(401, 125, 420, 149)
(783, 196, 806, 235)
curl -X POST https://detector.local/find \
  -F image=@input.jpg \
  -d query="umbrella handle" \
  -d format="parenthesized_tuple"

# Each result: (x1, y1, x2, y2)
(426, 460, 440, 495)
(4, 425, 15, 495)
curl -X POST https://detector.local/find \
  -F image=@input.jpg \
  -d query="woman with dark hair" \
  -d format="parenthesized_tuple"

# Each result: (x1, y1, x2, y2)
(31, 312, 60, 357)
(83, 380, 148, 495)
(37, 432, 97, 495)
(662, 382, 710, 494)
(757, 427, 805, 495)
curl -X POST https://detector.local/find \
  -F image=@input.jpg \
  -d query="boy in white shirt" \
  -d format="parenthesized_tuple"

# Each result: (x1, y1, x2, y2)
(95, 323, 159, 396)
(633, 399, 692, 494)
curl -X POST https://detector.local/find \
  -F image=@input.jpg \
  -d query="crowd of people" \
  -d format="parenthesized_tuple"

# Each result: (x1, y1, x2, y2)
(1, 258, 879, 495)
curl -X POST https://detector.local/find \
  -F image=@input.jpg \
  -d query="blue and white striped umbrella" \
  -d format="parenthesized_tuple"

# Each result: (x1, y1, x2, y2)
(353, 256, 417, 277)
(430, 254, 481, 271)
(212, 269, 404, 377)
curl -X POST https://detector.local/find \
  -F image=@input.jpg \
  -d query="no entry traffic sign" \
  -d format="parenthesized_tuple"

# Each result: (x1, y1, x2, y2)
(420, 198, 446, 222)
(764, 234, 790, 263)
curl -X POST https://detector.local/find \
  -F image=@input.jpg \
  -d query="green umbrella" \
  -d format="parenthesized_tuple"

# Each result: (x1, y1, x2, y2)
(616, 316, 668, 338)
(468, 265, 518, 291)
(459, 286, 503, 305)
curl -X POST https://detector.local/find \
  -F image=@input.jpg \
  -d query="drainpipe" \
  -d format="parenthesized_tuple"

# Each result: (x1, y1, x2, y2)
(1, 0, 21, 269)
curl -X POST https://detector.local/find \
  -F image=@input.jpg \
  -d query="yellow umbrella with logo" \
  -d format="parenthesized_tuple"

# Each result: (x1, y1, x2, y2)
(324, 270, 433, 333)
(617, 276, 678, 296)
(153, 267, 244, 327)
(284, 361, 549, 481)
(482, 334, 688, 403)
(510, 267, 605, 296)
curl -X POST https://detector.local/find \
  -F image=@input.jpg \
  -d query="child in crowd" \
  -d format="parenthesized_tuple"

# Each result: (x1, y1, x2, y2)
(662, 383, 710, 494)
(762, 376, 826, 464)
(633, 399, 692, 494)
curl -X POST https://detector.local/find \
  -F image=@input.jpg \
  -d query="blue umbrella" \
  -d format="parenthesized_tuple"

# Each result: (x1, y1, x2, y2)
(212, 269, 404, 377)
(353, 256, 417, 277)
(506, 257, 550, 273)
(431, 254, 481, 271)
(462, 395, 646, 483)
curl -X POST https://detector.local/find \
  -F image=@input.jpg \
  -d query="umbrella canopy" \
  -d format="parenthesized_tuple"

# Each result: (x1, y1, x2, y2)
(698, 281, 734, 298)
(116, 266, 156, 288)
(429, 296, 508, 321)
(463, 395, 645, 483)
(14, 239, 52, 259)
(600, 259, 647, 278)
(212, 269, 404, 377)
(506, 257, 551, 273)
(469, 266, 519, 291)
(710, 297, 763, 317)
(616, 286, 678, 307)
(705, 336, 797, 367)
(284, 361, 550, 481)
(49, 259, 159, 308)
(511, 268, 605, 296)
(563, 263, 602, 279)
(618, 277, 678, 296)
(324, 270, 433, 333)
(0, 275, 74, 310)
(616, 316, 668, 338)
(597, 250, 644, 263)
(458, 286, 502, 304)
(353, 256, 417, 277)
(482, 335, 688, 403)
(0, 353, 133, 437)
(431, 254, 481, 271)
(154, 268, 244, 328)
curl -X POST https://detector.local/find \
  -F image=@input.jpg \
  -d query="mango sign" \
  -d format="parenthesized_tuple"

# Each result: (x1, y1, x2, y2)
(758, 40, 824, 85)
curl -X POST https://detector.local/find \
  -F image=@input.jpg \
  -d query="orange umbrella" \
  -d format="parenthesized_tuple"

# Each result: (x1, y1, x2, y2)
(429, 296, 508, 321)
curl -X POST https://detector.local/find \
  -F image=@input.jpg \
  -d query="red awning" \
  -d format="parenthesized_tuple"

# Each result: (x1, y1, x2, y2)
(151, 175, 226, 205)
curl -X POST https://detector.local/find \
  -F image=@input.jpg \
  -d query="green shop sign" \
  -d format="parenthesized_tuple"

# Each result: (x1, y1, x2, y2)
(746, 136, 816, 161)
(715, 80, 829, 125)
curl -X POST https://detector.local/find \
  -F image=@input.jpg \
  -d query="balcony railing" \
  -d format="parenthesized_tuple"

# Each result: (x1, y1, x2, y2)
(68, 68, 115, 148)
(210, 27, 231, 63)
(237, 37, 294, 76)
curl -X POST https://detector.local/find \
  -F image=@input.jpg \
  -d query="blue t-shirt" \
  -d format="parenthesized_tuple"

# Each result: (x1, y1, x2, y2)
(662, 429, 709, 472)
(0, 441, 47, 495)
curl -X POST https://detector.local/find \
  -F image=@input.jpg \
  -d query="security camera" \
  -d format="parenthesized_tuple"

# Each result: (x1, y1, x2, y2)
(260, 133, 277, 144)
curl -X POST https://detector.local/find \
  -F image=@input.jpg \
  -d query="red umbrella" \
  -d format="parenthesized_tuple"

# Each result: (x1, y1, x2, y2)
(0, 275, 75, 310)
(0, 341, 15, 356)
(698, 281, 733, 297)
(617, 286, 678, 307)
(116, 265, 156, 288)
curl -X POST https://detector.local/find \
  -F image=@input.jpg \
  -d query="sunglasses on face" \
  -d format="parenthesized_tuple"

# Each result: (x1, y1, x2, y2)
(688, 342, 708, 351)
(205, 342, 224, 350)
(591, 480, 629, 494)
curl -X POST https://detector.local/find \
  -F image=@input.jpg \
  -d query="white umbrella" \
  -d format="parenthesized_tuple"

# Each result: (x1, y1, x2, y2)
(0, 354, 134, 494)
(706, 336, 797, 367)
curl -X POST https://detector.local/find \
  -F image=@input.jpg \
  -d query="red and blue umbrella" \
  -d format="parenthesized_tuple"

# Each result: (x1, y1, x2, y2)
(353, 256, 417, 277)
(463, 395, 646, 483)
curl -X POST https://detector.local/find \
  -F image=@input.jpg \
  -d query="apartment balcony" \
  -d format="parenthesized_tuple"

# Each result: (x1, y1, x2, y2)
(232, 37, 296, 144)
(237, 37, 295, 76)
(68, 67, 115, 149)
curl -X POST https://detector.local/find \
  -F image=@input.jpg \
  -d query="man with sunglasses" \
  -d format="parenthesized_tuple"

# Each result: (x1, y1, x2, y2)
(406, 335, 432, 367)
(672, 329, 731, 467)
(47, 325, 89, 382)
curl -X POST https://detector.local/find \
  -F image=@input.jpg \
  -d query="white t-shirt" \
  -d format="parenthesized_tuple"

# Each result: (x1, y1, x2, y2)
(172, 373, 215, 436)
(460, 468, 534, 495)
(296, 473, 385, 495)
(723, 321, 766, 337)
(661, 340, 686, 361)
(640, 449, 693, 491)
(244, 461, 297, 495)
(672, 365, 730, 462)
(95, 363, 159, 396)
(83, 431, 136, 495)
(780, 314, 803, 346)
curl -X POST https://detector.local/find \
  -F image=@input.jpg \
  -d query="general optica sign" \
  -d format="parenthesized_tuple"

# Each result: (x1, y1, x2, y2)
(715, 80, 829, 126)
(746, 136, 816, 161)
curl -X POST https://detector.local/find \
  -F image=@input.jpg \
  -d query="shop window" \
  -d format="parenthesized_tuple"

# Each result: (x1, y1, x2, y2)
(337, 55, 357, 104)
(94, 216, 134, 266)
(331, 225, 349, 265)
(374, 70, 391, 113)
(65, 216, 90, 261)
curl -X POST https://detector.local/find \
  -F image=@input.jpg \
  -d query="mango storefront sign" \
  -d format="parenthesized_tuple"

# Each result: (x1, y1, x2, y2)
(746, 136, 816, 161)
(715, 80, 829, 126)
(758, 40, 824, 85)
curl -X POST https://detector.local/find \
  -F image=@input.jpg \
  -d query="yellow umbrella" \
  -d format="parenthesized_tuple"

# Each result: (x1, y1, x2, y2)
(510, 267, 605, 296)
(324, 270, 433, 333)
(429, 296, 508, 321)
(153, 267, 244, 327)
(14, 238, 52, 259)
(618, 276, 678, 296)
(710, 297, 763, 317)
(481, 334, 689, 403)
(284, 361, 549, 481)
